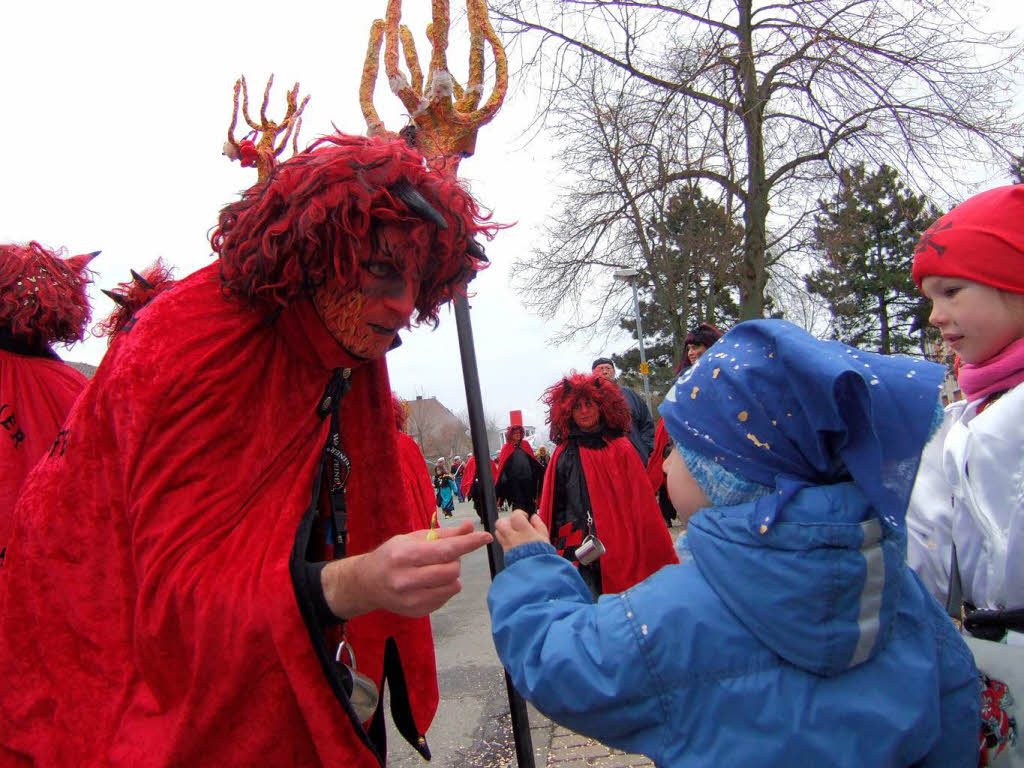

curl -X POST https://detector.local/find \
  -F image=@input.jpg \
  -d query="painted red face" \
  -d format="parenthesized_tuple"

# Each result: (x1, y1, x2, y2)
(314, 223, 424, 359)
(572, 399, 600, 432)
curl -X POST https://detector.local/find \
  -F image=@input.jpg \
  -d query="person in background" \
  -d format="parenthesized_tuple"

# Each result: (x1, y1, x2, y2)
(649, 323, 725, 527)
(537, 373, 677, 598)
(450, 454, 466, 502)
(393, 396, 435, 530)
(461, 451, 499, 526)
(489, 320, 977, 768)
(433, 459, 460, 518)
(0, 241, 95, 543)
(535, 445, 550, 469)
(591, 357, 655, 463)
(494, 425, 544, 514)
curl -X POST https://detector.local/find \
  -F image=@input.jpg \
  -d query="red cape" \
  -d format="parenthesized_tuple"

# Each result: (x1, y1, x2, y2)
(1, 350, 86, 544)
(398, 432, 435, 530)
(459, 455, 497, 499)
(0, 265, 435, 767)
(495, 438, 535, 481)
(539, 435, 678, 593)
(646, 418, 671, 493)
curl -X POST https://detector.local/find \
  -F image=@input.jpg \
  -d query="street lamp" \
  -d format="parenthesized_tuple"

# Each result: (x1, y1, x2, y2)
(613, 268, 653, 413)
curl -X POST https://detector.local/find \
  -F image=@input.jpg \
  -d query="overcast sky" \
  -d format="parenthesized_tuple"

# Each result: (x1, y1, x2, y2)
(3, 0, 1022, 443)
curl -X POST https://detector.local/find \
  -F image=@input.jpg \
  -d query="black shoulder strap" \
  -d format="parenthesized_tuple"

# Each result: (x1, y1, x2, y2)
(945, 542, 963, 622)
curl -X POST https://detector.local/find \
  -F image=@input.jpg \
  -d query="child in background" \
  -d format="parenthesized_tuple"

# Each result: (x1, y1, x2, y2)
(489, 320, 977, 767)
(907, 185, 1024, 641)
(433, 460, 459, 518)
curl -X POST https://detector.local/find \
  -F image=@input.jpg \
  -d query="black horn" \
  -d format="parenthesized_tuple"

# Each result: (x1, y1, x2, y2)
(130, 270, 154, 290)
(467, 239, 487, 263)
(391, 179, 448, 230)
(102, 289, 130, 307)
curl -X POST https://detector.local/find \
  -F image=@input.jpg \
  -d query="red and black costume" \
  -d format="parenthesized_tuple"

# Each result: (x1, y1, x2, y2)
(461, 453, 497, 524)
(0, 242, 95, 543)
(494, 425, 544, 514)
(538, 374, 677, 598)
(0, 134, 495, 767)
(646, 419, 676, 526)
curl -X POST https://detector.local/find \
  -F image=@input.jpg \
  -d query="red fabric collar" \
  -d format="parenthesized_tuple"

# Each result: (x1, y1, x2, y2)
(277, 296, 369, 372)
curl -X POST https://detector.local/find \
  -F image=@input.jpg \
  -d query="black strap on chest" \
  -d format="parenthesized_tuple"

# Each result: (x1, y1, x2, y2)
(318, 368, 352, 558)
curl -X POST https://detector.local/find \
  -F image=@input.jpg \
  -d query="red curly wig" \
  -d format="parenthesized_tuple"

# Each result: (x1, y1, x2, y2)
(212, 133, 499, 324)
(504, 424, 525, 443)
(95, 259, 176, 339)
(0, 241, 96, 346)
(392, 393, 410, 432)
(542, 372, 631, 443)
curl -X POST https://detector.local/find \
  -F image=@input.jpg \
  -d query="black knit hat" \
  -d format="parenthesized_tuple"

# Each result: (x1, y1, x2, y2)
(591, 357, 615, 370)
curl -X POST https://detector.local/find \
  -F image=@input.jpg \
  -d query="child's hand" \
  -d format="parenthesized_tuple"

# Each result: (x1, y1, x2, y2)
(494, 510, 549, 552)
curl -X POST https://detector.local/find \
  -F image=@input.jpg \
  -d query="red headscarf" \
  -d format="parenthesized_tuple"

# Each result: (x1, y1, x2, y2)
(912, 185, 1024, 294)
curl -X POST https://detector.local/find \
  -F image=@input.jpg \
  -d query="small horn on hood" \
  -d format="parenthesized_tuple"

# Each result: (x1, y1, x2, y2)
(102, 289, 130, 307)
(130, 269, 155, 290)
(466, 239, 487, 263)
(390, 179, 448, 230)
(66, 250, 101, 271)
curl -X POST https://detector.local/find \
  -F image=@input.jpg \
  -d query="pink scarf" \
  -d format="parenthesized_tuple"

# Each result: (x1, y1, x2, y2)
(958, 336, 1024, 402)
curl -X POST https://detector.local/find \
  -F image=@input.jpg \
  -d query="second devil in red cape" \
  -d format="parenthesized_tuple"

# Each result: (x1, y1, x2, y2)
(538, 373, 677, 597)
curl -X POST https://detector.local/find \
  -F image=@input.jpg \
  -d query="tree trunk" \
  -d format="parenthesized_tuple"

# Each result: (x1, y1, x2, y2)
(737, 0, 767, 320)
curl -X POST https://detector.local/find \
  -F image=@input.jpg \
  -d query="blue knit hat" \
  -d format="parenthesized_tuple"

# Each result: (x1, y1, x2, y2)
(676, 446, 772, 507)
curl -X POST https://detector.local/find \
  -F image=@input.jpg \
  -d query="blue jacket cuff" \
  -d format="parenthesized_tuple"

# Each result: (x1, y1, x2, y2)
(505, 540, 556, 567)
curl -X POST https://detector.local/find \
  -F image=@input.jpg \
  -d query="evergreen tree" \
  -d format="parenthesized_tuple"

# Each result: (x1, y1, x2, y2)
(1011, 151, 1024, 184)
(806, 164, 941, 355)
(613, 187, 742, 396)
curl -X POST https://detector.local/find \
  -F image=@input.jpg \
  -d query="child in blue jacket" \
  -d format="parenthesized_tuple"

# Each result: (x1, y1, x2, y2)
(488, 320, 979, 767)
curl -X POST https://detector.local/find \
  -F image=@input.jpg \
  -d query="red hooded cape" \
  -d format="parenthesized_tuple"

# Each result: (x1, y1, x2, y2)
(646, 418, 671, 493)
(0, 351, 86, 543)
(539, 435, 677, 594)
(0, 265, 435, 767)
(459, 455, 497, 499)
(398, 432, 436, 530)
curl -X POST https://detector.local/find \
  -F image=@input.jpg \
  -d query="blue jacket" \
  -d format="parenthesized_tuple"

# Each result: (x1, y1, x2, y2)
(489, 483, 978, 767)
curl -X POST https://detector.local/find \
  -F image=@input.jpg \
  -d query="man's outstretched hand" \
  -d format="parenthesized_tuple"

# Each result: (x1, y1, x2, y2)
(494, 509, 548, 553)
(322, 521, 492, 619)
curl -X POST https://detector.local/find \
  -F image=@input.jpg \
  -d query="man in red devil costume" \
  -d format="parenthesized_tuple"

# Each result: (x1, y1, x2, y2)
(538, 373, 677, 598)
(0, 242, 95, 544)
(494, 424, 544, 514)
(0, 134, 496, 767)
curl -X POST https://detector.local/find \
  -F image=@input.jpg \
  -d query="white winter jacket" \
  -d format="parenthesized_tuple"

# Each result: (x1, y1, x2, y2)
(907, 382, 1024, 616)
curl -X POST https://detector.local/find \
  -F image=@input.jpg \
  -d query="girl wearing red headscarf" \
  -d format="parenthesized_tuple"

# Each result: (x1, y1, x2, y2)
(538, 373, 677, 598)
(908, 185, 1024, 765)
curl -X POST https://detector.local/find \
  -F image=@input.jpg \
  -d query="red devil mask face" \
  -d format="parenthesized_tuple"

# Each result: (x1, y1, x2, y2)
(572, 399, 600, 432)
(313, 223, 424, 360)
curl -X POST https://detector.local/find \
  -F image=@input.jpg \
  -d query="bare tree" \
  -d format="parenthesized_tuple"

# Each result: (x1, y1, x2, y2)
(494, 0, 1021, 320)
(511, 58, 743, 345)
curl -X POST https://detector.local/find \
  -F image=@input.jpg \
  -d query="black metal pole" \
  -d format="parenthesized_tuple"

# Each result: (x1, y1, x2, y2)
(453, 292, 536, 768)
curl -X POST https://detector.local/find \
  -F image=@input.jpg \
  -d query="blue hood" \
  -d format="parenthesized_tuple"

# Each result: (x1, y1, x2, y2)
(685, 481, 905, 677)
